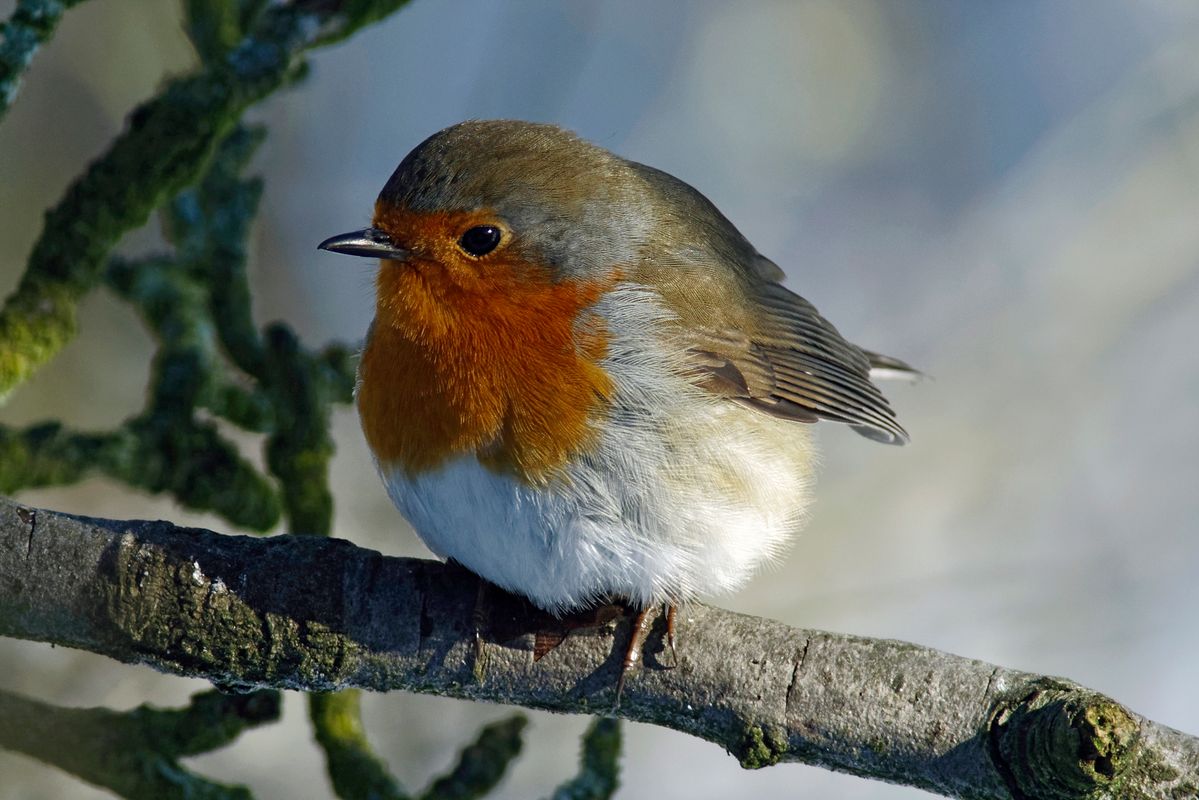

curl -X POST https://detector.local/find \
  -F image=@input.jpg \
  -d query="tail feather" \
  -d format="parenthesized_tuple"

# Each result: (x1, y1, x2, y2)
(860, 349, 924, 383)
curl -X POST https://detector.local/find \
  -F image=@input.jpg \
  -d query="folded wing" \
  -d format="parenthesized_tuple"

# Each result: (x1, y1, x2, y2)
(687, 281, 912, 445)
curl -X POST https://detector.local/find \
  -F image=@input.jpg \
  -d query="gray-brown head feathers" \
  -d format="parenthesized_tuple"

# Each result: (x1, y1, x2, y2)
(376, 120, 913, 444)
(379, 121, 658, 279)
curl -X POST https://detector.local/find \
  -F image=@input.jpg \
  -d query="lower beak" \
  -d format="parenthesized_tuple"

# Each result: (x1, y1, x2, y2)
(317, 228, 409, 260)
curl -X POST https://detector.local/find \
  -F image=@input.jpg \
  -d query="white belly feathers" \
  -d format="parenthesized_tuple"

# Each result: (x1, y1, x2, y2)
(372, 285, 815, 614)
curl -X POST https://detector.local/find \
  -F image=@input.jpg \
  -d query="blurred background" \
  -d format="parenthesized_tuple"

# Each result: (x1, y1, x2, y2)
(2, 1, 1198, 797)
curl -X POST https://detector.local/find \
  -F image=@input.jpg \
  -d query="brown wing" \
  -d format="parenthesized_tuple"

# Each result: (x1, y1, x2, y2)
(622, 160, 911, 444)
(687, 282, 910, 445)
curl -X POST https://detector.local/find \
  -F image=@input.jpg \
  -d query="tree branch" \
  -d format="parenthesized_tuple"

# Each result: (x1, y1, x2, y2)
(0, 0, 92, 122)
(0, 686, 280, 799)
(0, 0, 414, 399)
(1, 496, 1195, 800)
(549, 717, 621, 800)
(309, 690, 409, 799)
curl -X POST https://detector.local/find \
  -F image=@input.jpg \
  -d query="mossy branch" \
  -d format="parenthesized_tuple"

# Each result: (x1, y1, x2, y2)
(309, 691, 410, 800)
(548, 718, 621, 800)
(0, 419, 280, 529)
(0, 123, 352, 530)
(419, 715, 527, 800)
(0, 686, 280, 800)
(3, 3, 535, 797)
(0, 0, 91, 121)
(0, 0, 414, 400)
(1, 497, 1195, 800)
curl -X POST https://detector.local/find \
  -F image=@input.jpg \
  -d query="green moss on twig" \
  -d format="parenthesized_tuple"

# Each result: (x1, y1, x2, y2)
(263, 323, 337, 536)
(0, 0, 413, 399)
(549, 717, 622, 800)
(736, 723, 789, 770)
(0, 0, 91, 121)
(310, 691, 410, 800)
(183, 0, 256, 64)
(0, 687, 280, 800)
(0, 417, 280, 530)
(420, 715, 528, 800)
(0, 2, 553, 798)
(988, 680, 1142, 799)
(165, 123, 269, 376)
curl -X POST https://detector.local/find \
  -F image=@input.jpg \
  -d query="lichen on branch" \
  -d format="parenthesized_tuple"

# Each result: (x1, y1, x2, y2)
(0, 0, 414, 400)
(1, 498, 1195, 800)
(0, 0, 93, 121)
(0, 686, 280, 800)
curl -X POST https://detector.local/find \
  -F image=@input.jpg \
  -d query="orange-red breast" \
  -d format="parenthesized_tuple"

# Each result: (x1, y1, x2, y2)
(319, 120, 913, 687)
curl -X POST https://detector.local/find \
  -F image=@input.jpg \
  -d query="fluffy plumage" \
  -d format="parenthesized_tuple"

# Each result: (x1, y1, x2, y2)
(377, 286, 813, 612)
(330, 119, 913, 614)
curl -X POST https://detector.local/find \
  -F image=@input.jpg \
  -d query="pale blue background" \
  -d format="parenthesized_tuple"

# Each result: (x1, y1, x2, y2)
(2, 1, 1198, 797)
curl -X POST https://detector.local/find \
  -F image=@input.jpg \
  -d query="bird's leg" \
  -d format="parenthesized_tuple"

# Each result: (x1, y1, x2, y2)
(615, 605, 655, 706)
(664, 602, 679, 668)
(471, 578, 490, 682)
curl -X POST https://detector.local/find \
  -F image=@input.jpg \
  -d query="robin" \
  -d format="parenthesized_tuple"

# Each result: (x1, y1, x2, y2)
(319, 120, 914, 699)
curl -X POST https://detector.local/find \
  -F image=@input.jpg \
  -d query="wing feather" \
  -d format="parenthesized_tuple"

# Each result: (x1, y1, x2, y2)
(623, 160, 911, 444)
(682, 283, 910, 445)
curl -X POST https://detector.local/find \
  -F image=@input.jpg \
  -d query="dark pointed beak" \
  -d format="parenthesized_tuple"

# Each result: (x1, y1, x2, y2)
(317, 228, 409, 260)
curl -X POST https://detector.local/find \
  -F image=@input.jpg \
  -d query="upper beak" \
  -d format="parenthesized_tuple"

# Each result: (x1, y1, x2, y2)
(317, 227, 409, 260)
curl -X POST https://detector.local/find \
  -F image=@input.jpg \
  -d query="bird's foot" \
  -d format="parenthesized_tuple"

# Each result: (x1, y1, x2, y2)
(664, 602, 679, 669)
(614, 602, 680, 707)
(471, 577, 490, 682)
(615, 606, 654, 706)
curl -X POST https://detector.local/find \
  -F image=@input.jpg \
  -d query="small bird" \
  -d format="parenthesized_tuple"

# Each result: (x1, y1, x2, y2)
(319, 120, 913, 696)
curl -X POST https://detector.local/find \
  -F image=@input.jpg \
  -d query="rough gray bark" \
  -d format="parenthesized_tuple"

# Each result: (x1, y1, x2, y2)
(0, 496, 1195, 799)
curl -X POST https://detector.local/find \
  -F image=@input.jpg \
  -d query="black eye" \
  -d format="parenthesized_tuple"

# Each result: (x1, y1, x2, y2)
(458, 225, 502, 257)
